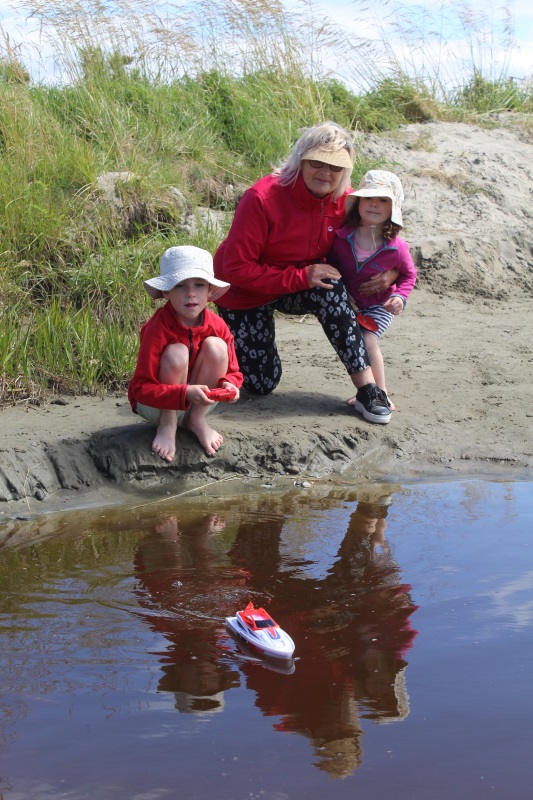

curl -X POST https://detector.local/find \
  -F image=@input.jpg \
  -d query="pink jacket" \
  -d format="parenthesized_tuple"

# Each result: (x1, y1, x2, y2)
(328, 226, 417, 309)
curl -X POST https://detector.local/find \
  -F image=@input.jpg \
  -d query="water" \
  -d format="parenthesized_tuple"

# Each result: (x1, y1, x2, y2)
(0, 479, 532, 799)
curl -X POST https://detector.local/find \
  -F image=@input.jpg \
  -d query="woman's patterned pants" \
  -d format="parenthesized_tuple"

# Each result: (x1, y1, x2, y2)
(217, 280, 370, 395)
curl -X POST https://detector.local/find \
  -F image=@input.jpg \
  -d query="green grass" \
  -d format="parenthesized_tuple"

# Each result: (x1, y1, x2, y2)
(0, 0, 531, 403)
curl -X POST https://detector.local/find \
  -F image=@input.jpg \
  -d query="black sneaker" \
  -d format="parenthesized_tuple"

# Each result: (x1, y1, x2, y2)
(353, 384, 392, 424)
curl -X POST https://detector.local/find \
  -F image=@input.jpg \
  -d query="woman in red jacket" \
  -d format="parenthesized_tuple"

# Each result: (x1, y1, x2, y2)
(214, 121, 394, 424)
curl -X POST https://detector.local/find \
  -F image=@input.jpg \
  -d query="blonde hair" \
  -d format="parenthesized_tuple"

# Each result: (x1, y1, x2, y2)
(274, 121, 355, 199)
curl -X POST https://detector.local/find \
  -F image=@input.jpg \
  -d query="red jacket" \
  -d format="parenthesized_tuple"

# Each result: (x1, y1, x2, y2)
(128, 302, 243, 412)
(214, 172, 350, 309)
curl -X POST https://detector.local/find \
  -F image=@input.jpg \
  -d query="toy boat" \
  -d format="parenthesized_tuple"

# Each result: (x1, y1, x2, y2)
(225, 602, 295, 660)
(225, 630, 296, 674)
(204, 387, 237, 401)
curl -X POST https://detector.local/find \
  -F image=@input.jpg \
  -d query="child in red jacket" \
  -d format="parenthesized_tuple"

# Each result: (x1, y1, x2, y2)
(128, 246, 243, 461)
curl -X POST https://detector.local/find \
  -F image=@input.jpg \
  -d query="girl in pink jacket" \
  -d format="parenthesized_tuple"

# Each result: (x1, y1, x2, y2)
(328, 171, 417, 411)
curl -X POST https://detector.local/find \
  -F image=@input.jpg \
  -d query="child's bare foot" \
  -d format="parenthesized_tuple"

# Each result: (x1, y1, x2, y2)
(152, 419, 177, 462)
(187, 415, 223, 455)
(346, 394, 396, 411)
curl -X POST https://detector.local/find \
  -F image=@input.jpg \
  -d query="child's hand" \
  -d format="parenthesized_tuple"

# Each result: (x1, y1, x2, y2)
(186, 385, 214, 405)
(383, 296, 404, 315)
(220, 381, 240, 403)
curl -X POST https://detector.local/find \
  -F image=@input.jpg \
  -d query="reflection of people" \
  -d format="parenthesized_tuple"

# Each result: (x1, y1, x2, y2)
(329, 170, 417, 409)
(132, 490, 418, 776)
(128, 245, 243, 461)
(133, 512, 241, 714)
(338, 497, 391, 557)
(229, 491, 418, 778)
(214, 122, 396, 424)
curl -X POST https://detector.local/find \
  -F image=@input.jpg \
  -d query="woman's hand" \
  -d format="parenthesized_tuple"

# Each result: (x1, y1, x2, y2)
(358, 268, 399, 296)
(307, 263, 341, 289)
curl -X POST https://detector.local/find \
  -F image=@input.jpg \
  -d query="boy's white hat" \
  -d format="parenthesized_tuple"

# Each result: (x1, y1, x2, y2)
(346, 170, 404, 227)
(144, 245, 230, 301)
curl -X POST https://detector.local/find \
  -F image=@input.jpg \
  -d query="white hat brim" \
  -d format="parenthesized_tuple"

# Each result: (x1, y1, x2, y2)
(345, 191, 403, 227)
(144, 268, 229, 301)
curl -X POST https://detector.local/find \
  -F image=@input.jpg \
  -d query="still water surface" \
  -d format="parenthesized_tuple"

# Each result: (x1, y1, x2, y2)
(0, 480, 532, 799)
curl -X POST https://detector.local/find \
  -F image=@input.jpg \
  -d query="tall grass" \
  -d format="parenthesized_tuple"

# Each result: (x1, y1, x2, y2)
(0, 298, 139, 395)
(0, 0, 531, 403)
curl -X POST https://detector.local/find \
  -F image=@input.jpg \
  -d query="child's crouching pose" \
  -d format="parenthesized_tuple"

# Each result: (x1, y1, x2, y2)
(328, 170, 417, 411)
(128, 246, 243, 461)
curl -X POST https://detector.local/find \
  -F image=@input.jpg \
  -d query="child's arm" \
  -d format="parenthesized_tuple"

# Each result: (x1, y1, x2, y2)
(209, 315, 243, 403)
(383, 240, 417, 313)
(129, 321, 190, 411)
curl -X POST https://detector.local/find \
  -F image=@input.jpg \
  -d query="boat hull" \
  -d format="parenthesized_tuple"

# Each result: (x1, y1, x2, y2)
(226, 615, 295, 660)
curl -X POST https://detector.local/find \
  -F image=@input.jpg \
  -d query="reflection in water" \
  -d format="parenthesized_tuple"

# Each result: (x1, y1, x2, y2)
(2, 480, 533, 799)
(134, 513, 242, 714)
(487, 570, 533, 629)
(133, 490, 418, 778)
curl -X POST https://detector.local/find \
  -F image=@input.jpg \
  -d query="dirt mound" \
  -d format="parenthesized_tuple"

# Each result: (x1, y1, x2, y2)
(362, 119, 533, 299)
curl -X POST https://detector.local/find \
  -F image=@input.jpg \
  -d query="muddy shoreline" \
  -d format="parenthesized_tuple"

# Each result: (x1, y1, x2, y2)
(2, 288, 532, 524)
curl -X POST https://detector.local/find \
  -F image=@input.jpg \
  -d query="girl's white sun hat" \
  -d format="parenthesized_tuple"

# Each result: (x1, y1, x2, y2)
(346, 170, 404, 227)
(144, 245, 230, 301)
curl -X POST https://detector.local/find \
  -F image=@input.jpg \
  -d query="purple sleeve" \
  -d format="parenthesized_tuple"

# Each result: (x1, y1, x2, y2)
(393, 239, 417, 300)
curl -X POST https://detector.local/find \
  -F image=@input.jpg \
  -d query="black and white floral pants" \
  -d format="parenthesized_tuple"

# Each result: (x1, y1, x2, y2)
(217, 280, 370, 395)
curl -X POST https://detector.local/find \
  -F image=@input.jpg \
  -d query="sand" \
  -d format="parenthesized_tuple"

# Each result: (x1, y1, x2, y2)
(1, 118, 532, 520)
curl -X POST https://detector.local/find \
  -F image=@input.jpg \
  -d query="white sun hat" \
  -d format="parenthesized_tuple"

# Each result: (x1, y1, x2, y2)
(345, 170, 404, 227)
(144, 245, 230, 301)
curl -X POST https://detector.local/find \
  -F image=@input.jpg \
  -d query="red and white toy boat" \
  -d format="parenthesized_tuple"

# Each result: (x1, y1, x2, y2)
(226, 602, 295, 660)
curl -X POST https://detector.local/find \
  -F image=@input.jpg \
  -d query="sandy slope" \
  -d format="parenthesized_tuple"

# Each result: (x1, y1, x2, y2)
(1, 119, 532, 517)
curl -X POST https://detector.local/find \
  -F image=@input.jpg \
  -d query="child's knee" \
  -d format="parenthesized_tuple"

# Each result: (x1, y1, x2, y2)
(202, 336, 229, 366)
(160, 342, 189, 378)
(363, 331, 379, 351)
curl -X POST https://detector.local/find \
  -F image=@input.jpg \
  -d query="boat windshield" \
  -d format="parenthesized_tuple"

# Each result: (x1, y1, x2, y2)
(253, 618, 275, 628)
